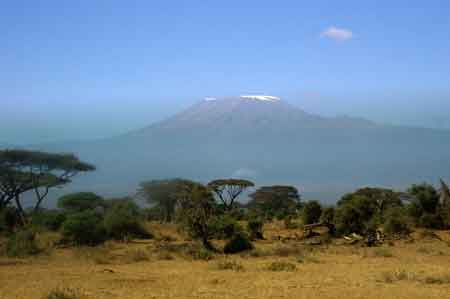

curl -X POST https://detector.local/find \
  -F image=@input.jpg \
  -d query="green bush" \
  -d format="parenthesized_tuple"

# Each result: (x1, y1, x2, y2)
(61, 211, 106, 246)
(301, 201, 323, 225)
(383, 207, 411, 235)
(419, 213, 444, 229)
(31, 210, 66, 231)
(335, 196, 377, 235)
(210, 215, 242, 239)
(57, 192, 104, 213)
(6, 229, 40, 257)
(247, 218, 264, 239)
(103, 201, 152, 240)
(320, 207, 335, 225)
(223, 232, 254, 254)
(0, 206, 20, 233)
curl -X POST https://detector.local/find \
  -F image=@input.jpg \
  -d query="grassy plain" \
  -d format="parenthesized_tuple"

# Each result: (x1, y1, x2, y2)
(1, 222, 450, 299)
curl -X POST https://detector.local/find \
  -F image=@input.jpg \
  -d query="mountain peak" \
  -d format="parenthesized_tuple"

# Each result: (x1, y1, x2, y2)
(204, 95, 281, 102)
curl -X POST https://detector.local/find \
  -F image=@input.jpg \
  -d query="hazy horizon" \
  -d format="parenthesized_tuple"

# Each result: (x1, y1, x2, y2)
(2, 1, 450, 145)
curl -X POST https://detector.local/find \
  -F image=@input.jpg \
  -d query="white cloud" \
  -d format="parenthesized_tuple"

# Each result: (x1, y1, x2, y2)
(320, 26, 354, 41)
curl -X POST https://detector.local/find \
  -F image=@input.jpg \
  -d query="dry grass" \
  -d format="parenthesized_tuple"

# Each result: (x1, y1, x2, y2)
(44, 287, 84, 299)
(266, 261, 297, 272)
(1, 222, 450, 298)
(215, 259, 245, 271)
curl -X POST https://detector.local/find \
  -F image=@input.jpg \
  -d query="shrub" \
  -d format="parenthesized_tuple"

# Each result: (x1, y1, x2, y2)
(266, 261, 297, 272)
(223, 232, 254, 254)
(419, 213, 444, 229)
(6, 229, 40, 257)
(335, 196, 376, 235)
(210, 215, 242, 239)
(320, 207, 335, 225)
(247, 218, 264, 239)
(383, 207, 411, 235)
(301, 201, 323, 225)
(103, 201, 152, 240)
(31, 210, 67, 231)
(58, 192, 104, 213)
(0, 206, 20, 233)
(45, 287, 82, 299)
(61, 211, 106, 246)
(186, 245, 215, 260)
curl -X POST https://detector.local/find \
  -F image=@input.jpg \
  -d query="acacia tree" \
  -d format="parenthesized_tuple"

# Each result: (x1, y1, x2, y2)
(176, 181, 218, 250)
(207, 179, 254, 211)
(247, 185, 301, 219)
(138, 178, 196, 222)
(0, 149, 95, 222)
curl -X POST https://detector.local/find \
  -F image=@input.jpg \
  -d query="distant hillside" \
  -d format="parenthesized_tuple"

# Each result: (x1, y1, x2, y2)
(29, 96, 450, 204)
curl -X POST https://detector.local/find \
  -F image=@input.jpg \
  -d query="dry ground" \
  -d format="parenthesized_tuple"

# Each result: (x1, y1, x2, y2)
(1, 222, 450, 299)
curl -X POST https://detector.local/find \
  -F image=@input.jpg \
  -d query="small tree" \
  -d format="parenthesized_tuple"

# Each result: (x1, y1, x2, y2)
(301, 200, 323, 225)
(177, 182, 217, 250)
(208, 179, 254, 211)
(406, 183, 441, 227)
(247, 218, 264, 240)
(383, 207, 411, 235)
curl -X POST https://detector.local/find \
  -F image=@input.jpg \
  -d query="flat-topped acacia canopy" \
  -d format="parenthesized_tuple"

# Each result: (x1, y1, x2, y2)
(0, 149, 95, 221)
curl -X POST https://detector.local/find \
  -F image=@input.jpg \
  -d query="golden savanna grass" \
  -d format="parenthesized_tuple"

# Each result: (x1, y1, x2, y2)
(1, 222, 450, 299)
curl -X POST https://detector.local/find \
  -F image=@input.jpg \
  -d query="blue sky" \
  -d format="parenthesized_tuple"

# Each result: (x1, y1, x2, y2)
(1, 0, 450, 144)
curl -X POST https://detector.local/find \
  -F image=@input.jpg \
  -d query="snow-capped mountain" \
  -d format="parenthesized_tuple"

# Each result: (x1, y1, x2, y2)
(33, 96, 450, 203)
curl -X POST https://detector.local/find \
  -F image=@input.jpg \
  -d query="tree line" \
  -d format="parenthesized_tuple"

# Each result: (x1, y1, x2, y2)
(1, 149, 450, 255)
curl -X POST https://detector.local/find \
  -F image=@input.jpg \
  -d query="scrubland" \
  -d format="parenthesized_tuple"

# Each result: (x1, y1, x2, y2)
(1, 222, 450, 299)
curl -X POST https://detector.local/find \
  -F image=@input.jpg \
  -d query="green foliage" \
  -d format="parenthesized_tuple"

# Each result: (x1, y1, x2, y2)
(138, 178, 190, 222)
(57, 192, 104, 213)
(31, 210, 66, 231)
(177, 181, 218, 250)
(0, 149, 95, 221)
(438, 179, 450, 228)
(247, 218, 264, 239)
(0, 206, 20, 233)
(61, 211, 105, 246)
(335, 195, 377, 235)
(382, 207, 411, 235)
(103, 201, 152, 240)
(6, 229, 40, 257)
(339, 187, 402, 215)
(210, 214, 242, 239)
(301, 200, 323, 225)
(247, 185, 301, 220)
(143, 206, 164, 222)
(223, 232, 254, 254)
(419, 213, 444, 229)
(407, 183, 440, 216)
(320, 207, 335, 225)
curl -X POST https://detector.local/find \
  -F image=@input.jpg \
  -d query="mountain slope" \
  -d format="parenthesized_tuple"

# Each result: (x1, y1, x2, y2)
(31, 96, 450, 203)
